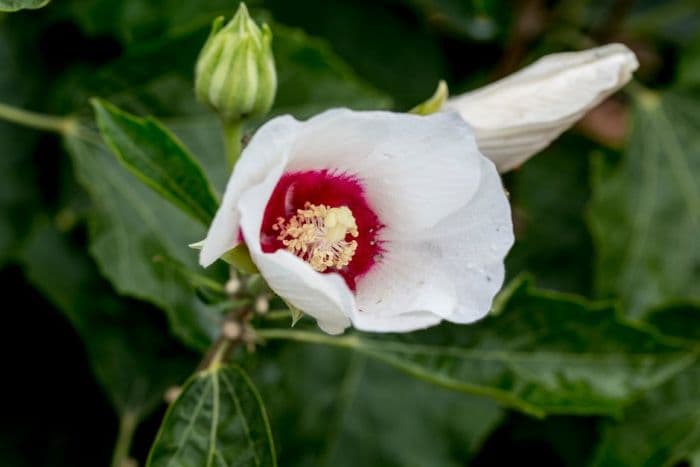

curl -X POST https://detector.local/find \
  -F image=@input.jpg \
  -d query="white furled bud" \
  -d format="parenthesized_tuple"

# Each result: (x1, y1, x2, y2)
(444, 44, 638, 172)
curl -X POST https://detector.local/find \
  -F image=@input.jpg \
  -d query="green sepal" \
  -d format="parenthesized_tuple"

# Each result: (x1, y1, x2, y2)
(410, 80, 448, 115)
(189, 241, 259, 274)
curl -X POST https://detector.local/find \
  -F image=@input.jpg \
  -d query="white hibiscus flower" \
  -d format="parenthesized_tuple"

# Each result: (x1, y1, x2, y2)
(199, 110, 513, 334)
(199, 43, 638, 335)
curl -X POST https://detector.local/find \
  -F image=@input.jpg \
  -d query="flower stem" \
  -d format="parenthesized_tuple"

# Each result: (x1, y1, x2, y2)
(222, 119, 244, 170)
(256, 328, 358, 349)
(199, 335, 238, 372)
(0, 101, 78, 135)
(197, 308, 253, 372)
(259, 309, 295, 321)
(110, 410, 139, 467)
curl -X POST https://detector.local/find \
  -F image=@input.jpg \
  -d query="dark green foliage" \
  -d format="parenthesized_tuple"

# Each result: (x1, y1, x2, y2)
(0, 0, 698, 465)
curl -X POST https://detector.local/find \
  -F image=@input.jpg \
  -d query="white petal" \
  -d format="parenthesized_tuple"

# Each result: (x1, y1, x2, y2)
(351, 245, 458, 332)
(287, 109, 483, 232)
(445, 43, 638, 172)
(237, 162, 354, 334)
(411, 156, 514, 323)
(351, 138, 511, 332)
(199, 115, 301, 267)
(350, 310, 443, 333)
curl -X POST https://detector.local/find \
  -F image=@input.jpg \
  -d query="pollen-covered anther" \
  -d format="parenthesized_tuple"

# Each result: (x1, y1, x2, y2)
(273, 202, 359, 272)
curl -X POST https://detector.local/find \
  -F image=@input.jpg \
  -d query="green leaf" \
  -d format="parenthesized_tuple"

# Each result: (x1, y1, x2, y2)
(592, 306, 700, 467)
(588, 90, 700, 317)
(251, 344, 503, 467)
(64, 134, 222, 350)
(92, 99, 219, 226)
(691, 449, 700, 467)
(258, 278, 694, 417)
(147, 364, 276, 467)
(645, 304, 700, 344)
(0, 0, 48, 12)
(19, 220, 196, 419)
(592, 302, 700, 466)
(679, 36, 700, 87)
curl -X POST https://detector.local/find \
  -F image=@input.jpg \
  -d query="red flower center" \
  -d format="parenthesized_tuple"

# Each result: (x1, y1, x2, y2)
(260, 170, 384, 290)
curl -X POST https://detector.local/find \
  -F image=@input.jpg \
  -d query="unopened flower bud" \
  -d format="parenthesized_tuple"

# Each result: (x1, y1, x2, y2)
(195, 3, 277, 123)
(224, 276, 241, 295)
(222, 320, 242, 339)
(254, 295, 269, 314)
(164, 386, 182, 404)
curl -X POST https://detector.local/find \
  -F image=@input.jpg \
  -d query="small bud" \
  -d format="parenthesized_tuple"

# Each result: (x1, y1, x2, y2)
(195, 3, 277, 123)
(222, 320, 242, 339)
(224, 276, 241, 295)
(254, 295, 269, 314)
(164, 386, 182, 404)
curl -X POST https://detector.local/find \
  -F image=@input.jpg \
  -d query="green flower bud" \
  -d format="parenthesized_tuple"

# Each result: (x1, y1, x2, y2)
(195, 3, 277, 123)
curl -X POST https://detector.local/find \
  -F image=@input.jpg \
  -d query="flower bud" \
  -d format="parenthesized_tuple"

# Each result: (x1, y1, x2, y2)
(445, 44, 638, 172)
(195, 3, 277, 123)
(254, 295, 269, 314)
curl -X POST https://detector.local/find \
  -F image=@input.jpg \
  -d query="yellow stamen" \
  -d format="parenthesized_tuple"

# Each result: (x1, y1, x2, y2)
(273, 202, 359, 272)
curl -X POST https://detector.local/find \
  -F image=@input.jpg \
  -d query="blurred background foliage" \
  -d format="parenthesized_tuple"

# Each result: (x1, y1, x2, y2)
(1, 0, 699, 465)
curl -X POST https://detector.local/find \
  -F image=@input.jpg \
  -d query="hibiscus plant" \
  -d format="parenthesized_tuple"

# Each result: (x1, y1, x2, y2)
(1, 1, 699, 466)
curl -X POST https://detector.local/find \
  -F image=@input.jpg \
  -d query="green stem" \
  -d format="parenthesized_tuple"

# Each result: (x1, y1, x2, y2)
(222, 120, 243, 170)
(199, 335, 238, 372)
(256, 328, 358, 349)
(259, 309, 296, 321)
(0, 101, 77, 135)
(110, 411, 139, 467)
